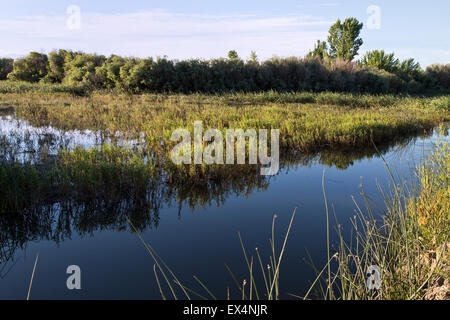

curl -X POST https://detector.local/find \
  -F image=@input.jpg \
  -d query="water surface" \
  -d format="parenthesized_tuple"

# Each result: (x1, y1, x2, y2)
(0, 114, 447, 299)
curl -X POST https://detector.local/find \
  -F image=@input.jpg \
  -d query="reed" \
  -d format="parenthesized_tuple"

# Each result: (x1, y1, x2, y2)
(128, 209, 296, 300)
(307, 127, 449, 299)
(2, 91, 448, 155)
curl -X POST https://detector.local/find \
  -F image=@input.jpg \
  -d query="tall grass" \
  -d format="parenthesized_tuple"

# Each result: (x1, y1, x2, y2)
(2, 91, 448, 154)
(307, 128, 449, 300)
(127, 210, 296, 300)
(0, 81, 91, 96)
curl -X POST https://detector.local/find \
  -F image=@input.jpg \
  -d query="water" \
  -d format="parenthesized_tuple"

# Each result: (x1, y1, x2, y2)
(0, 114, 447, 299)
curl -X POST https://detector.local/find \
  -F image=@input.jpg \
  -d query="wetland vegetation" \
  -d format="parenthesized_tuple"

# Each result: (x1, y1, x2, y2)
(0, 14, 448, 300)
(0, 88, 448, 299)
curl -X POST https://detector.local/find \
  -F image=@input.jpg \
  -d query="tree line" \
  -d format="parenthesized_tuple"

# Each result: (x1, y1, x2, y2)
(0, 17, 448, 94)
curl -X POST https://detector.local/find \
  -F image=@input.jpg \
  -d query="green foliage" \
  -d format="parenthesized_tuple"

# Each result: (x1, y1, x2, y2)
(8, 91, 449, 154)
(309, 131, 449, 300)
(0, 58, 13, 80)
(308, 40, 329, 59)
(120, 58, 155, 93)
(360, 50, 399, 73)
(96, 54, 127, 89)
(228, 50, 239, 60)
(0, 49, 447, 94)
(8, 52, 49, 82)
(327, 18, 363, 61)
(429, 96, 450, 110)
(424, 64, 450, 90)
(44, 49, 70, 83)
(397, 58, 421, 79)
(249, 51, 259, 63)
(0, 81, 91, 95)
(309, 16, 423, 87)
(63, 52, 106, 88)
(360, 50, 423, 83)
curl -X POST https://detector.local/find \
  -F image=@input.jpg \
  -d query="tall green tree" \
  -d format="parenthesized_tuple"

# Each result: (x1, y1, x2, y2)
(327, 18, 363, 60)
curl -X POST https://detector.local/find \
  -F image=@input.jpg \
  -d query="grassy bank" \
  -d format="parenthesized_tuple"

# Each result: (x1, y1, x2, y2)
(1, 91, 449, 155)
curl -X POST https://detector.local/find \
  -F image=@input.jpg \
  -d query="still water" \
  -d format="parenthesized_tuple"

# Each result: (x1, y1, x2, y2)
(0, 115, 447, 299)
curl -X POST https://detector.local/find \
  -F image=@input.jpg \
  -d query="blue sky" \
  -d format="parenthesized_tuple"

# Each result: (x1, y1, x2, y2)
(1, 0, 448, 67)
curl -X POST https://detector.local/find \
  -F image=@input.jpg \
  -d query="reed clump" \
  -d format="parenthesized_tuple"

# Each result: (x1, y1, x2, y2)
(307, 128, 449, 300)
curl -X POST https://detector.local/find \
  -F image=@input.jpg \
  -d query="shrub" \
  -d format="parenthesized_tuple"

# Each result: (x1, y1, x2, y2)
(8, 52, 49, 82)
(0, 50, 447, 94)
(0, 58, 13, 80)
(424, 64, 450, 91)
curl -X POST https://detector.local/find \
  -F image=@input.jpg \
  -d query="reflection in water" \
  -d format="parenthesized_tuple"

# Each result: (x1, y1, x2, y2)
(0, 114, 441, 276)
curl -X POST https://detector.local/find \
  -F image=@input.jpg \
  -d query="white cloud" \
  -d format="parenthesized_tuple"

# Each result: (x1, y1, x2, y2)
(0, 9, 332, 59)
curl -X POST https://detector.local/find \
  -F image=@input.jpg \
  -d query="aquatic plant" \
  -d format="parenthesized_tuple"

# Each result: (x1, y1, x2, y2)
(2, 91, 448, 155)
(307, 129, 449, 300)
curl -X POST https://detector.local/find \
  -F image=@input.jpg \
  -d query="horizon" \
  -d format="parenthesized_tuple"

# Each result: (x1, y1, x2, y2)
(1, 0, 449, 68)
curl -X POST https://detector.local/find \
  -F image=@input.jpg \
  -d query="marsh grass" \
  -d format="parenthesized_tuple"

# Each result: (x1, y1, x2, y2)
(127, 209, 297, 300)
(2, 91, 448, 154)
(1, 91, 448, 299)
(1, 111, 437, 215)
(306, 128, 449, 300)
(0, 81, 91, 96)
(0, 143, 158, 213)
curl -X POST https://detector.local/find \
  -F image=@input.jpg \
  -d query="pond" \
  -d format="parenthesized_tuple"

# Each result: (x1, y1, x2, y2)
(0, 114, 447, 299)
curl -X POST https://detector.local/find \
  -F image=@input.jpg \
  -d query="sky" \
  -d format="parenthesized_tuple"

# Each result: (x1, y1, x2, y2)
(0, 0, 448, 67)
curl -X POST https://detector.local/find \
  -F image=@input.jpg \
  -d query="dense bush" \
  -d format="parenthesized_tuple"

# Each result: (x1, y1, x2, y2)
(359, 50, 423, 82)
(44, 49, 70, 83)
(62, 52, 106, 88)
(0, 58, 13, 80)
(7, 52, 49, 82)
(423, 64, 450, 91)
(0, 50, 448, 94)
(360, 50, 400, 73)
